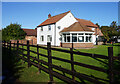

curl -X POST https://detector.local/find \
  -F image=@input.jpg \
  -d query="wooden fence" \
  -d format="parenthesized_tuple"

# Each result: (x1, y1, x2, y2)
(2, 40, 120, 84)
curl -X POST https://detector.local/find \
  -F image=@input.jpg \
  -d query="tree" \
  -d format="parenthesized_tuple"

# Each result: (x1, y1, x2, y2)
(101, 21, 120, 41)
(101, 26, 110, 41)
(2, 23, 26, 41)
(110, 21, 118, 36)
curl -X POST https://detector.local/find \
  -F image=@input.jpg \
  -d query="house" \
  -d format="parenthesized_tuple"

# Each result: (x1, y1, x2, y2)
(37, 11, 103, 48)
(22, 28, 37, 44)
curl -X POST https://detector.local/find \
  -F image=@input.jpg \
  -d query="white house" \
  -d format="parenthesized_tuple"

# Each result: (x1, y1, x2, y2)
(37, 11, 103, 48)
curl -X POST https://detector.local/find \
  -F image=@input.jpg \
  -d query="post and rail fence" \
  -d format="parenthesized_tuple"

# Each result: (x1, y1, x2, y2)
(2, 40, 120, 84)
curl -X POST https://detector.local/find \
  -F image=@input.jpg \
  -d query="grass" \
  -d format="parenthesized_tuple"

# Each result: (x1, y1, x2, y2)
(8, 43, 120, 83)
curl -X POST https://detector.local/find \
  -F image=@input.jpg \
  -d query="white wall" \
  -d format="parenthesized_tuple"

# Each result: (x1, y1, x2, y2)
(92, 35, 96, 44)
(37, 24, 55, 45)
(55, 12, 77, 46)
(92, 35, 99, 45)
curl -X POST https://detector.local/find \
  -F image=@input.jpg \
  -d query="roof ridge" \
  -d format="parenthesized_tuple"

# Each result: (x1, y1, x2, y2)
(22, 28, 35, 30)
(76, 18, 90, 22)
(77, 22, 86, 31)
(51, 11, 70, 18)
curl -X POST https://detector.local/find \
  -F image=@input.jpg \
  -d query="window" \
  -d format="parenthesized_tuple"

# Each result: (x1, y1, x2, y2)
(40, 36, 44, 41)
(62, 33, 93, 43)
(48, 25, 51, 31)
(85, 33, 92, 42)
(72, 36, 77, 42)
(63, 34, 66, 42)
(85, 33, 92, 35)
(67, 36, 70, 42)
(78, 36, 84, 42)
(72, 33, 77, 42)
(66, 33, 70, 42)
(58, 26, 61, 29)
(41, 27, 43, 31)
(89, 36, 92, 42)
(47, 35, 52, 42)
(85, 36, 89, 42)
(63, 34, 70, 42)
(78, 33, 84, 35)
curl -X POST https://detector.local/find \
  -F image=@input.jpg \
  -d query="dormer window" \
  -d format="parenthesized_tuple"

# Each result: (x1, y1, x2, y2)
(58, 26, 61, 29)
(48, 25, 51, 31)
(41, 27, 43, 31)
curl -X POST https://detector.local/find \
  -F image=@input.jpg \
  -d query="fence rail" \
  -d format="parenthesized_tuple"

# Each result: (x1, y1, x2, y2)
(2, 40, 120, 84)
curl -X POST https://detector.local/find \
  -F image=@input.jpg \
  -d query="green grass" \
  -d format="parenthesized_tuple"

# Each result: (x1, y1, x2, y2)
(16, 44, 120, 83)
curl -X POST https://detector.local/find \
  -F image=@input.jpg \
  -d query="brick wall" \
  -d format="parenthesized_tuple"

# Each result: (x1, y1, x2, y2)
(25, 36, 37, 45)
(11, 39, 36, 45)
(61, 43, 94, 48)
(10, 36, 37, 45)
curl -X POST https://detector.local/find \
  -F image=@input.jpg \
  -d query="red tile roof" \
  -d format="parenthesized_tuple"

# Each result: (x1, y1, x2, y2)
(60, 22, 94, 32)
(76, 18, 98, 28)
(37, 11, 70, 27)
(22, 29, 37, 36)
(93, 28, 104, 36)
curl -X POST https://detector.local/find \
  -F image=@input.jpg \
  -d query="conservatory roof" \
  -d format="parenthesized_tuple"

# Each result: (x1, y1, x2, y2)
(60, 22, 94, 32)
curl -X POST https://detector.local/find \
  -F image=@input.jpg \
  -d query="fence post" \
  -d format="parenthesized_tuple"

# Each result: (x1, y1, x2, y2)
(27, 40, 31, 68)
(14, 41, 15, 50)
(37, 44, 41, 73)
(108, 47, 114, 84)
(7, 41, 8, 49)
(47, 42, 53, 82)
(9, 41, 11, 52)
(17, 40, 19, 58)
(4, 41, 5, 48)
(70, 48, 75, 81)
(17, 40, 19, 51)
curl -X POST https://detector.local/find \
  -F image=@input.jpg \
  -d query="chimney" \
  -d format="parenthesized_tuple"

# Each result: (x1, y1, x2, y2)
(48, 14, 51, 18)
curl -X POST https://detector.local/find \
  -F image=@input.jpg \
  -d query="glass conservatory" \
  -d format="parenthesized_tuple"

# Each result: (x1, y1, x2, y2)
(61, 32, 93, 43)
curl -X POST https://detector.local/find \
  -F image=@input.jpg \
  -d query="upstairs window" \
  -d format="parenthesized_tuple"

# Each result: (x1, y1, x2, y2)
(41, 27, 43, 31)
(48, 25, 51, 31)
(58, 26, 61, 29)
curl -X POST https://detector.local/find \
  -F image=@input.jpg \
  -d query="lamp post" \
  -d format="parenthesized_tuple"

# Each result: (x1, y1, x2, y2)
(96, 27, 98, 45)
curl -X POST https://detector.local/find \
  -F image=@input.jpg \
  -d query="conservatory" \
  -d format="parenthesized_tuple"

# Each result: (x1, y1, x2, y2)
(60, 22, 95, 48)
(60, 32, 94, 48)
(61, 32, 93, 43)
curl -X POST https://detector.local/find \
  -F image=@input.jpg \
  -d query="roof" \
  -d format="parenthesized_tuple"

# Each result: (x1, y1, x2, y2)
(60, 22, 94, 32)
(76, 18, 98, 28)
(22, 29, 37, 36)
(37, 11, 70, 27)
(93, 28, 104, 36)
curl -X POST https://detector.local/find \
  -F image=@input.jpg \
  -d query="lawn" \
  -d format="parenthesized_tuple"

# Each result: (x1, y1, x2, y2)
(6, 43, 120, 83)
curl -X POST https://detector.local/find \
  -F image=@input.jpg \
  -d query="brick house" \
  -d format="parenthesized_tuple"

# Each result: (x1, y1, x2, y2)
(23, 28, 37, 44)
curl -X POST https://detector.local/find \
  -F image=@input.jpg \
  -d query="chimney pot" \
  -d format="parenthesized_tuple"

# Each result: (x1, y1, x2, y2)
(48, 14, 51, 18)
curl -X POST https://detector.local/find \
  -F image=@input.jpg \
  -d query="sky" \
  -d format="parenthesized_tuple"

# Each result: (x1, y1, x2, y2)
(2, 2, 119, 29)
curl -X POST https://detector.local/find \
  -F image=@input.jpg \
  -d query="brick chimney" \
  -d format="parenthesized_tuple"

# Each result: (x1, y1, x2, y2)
(48, 14, 51, 18)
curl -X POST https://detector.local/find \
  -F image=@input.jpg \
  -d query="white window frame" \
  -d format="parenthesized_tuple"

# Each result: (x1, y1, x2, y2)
(47, 35, 52, 42)
(48, 25, 51, 31)
(61, 32, 93, 43)
(40, 35, 44, 42)
(41, 27, 43, 31)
